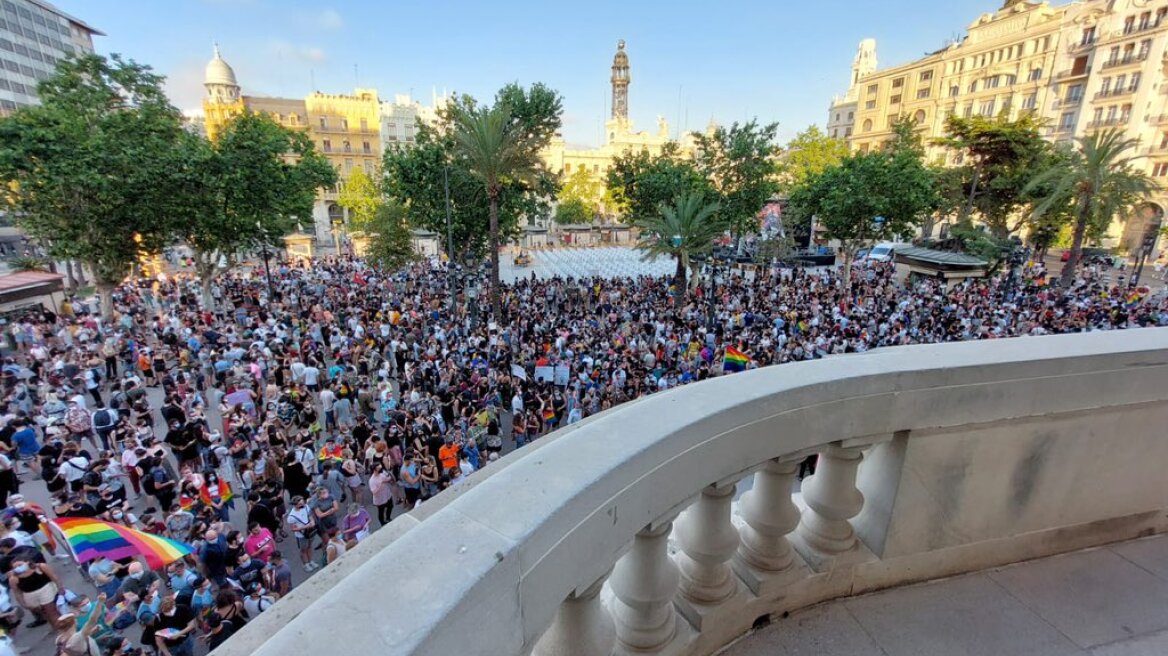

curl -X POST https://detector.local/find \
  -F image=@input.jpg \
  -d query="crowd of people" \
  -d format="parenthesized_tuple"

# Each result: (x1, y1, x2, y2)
(0, 249, 1161, 656)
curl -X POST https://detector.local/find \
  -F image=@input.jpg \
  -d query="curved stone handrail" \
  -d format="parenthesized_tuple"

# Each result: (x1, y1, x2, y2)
(214, 330, 1168, 656)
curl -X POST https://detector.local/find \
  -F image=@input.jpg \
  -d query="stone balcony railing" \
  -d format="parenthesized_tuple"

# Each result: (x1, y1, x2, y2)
(212, 330, 1168, 656)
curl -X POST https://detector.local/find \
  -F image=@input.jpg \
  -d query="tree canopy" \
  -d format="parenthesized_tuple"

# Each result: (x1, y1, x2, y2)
(605, 142, 710, 225)
(0, 53, 185, 318)
(692, 119, 781, 240)
(777, 125, 850, 192)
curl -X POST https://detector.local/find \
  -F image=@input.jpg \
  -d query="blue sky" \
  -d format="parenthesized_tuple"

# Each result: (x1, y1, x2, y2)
(57, 0, 1018, 146)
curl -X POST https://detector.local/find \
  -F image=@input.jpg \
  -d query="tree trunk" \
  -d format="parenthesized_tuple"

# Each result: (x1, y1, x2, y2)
(674, 253, 687, 292)
(95, 280, 115, 323)
(488, 188, 502, 320)
(64, 260, 77, 289)
(1059, 195, 1092, 288)
(74, 260, 88, 286)
(199, 270, 215, 311)
(961, 160, 982, 224)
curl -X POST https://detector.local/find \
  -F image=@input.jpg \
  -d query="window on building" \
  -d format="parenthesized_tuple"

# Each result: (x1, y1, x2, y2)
(364, 160, 373, 174)
(564, 163, 571, 172)
(1022, 93, 1037, 110)
(1068, 84, 1083, 101)
(1130, 72, 1142, 92)
(319, 117, 327, 129)
(886, 114, 898, 128)
(1158, 7, 1167, 24)
(1140, 39, 1152, 60)
(1124, 16, 1135, 34)
(1121, 104, 1132, 122)
(859, 143, 870, 154)
(345, 158, 353, 171)
(831, 129, 838, 138)
(913, 110, 927, 125)
(1093, 108, 1105, 123)
(1115, 74, 1127, 91)
(1159, 133, 1168, 149)
(890, 94, 902, 104)
(865, 100, 876, 110)
(835, 113, 840, 122)
(1100, 77, 1112, 94)
(362, 141, 371, 154)
(845, 127, 852, 137)
(979, 100, 996, 116)
(360, 118, 368, 130)
(1153, 162, 1168, 177)
(969, 81, 978, 93)
(950, 85, 960, 97)
(1081, 27, 1096, 45)
(847, 111, 854, 120)
(342, 140, 351, 153)
(1060, 112, 1076, 129)
(340, 118, 348, 130)
(986, 76, 1001, 89)
(1139, 11, 1151, 30)
(892, 77, 904, 88)
(322, 139, 332, 152)
(862, 119, 873, 132)
(593, 165, 599, 173)
(963, 105, 973, 118)
(1029, 68, 1042, 81)
(867, 84, 878, 95)
(919, 70, 933, 82)
(917, 88, 931, 99)
(1071, 55, 1088, 76)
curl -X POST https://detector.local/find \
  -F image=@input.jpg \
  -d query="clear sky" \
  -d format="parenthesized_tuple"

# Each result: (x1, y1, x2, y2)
(56, 0, 1018, 147)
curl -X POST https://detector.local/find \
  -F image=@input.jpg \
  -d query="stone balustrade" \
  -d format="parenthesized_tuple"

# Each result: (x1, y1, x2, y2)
(213, 329, 1168, 656)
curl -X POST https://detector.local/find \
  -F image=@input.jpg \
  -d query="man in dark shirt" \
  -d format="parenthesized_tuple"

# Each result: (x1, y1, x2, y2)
(153, 594, 197, 656)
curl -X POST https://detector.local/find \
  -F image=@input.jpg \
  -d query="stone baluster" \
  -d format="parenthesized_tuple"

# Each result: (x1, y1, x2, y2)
(734, 459, 805, 593)
(793, 444, 867, 568)
(609, 521, 681, 652)
(675, 482, 739, 605)
(532, 571, 614, 656)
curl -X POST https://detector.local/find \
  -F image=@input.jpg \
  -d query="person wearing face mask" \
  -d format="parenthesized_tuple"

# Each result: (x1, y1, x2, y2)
(284, 496, 316, 572)
(116, 562, 159, 603)
(230, 553, 264, 590)
(151, 593, 196, 656)
(54, 593, 106, 656)
(241, 582, 275, 617)
(188, 576, 214, 617)
(7, 555, 61, 628)
(68, 593, 115, 642)
(86, 555, 125, 599)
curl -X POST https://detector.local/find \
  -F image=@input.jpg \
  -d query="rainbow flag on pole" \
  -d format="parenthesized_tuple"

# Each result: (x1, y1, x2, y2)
(50, 517, 193, 570)
(723, 346, 750, 373)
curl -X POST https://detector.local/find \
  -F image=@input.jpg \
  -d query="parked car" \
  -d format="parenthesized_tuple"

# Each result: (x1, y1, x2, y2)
(1060, 247, 1116, 265)
(864, 242, 906, 263)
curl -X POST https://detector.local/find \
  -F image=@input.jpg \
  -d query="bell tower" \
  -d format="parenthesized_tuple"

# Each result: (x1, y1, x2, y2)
(611, 39, 629, 121)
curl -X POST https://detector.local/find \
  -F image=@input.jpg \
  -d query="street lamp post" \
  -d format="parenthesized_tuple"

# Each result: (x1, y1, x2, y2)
(256, 223, 276, 301)
(464, 272, 480, 330)
(444, 165, 456, 309)
(707, 254, 718, 332)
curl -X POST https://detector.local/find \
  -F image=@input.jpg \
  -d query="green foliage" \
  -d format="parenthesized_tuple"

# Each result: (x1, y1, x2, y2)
(605, 142, 710, 224)
(360, 201, 417, 272)
(787, 147, 938, 259)
(935, 113, 1053, 238)
(559, 167, 604, 214)
(1028, 129, 1158, 286)
(337, 168, 381, 228)
(0, 53, 184, 316)
(175, 110, 335, 289)
(449, 83, 562, 318)
(692, 119, 781, 239)
(949, 220, 1012, 269)
(9, 256, 48, 272)
(553, 198, 592, 225)
(383, 84, 561, 264)
(777, 125, 849, 193)
(633, 192, 723, 290)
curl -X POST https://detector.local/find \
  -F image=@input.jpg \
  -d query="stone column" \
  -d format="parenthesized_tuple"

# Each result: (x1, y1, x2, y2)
(532, 572, 614, 656)
(675, 482, 739, 605)
(609, 522, 680, 652)
(795, 445, 866, 561)
(737, 460, 801, 574)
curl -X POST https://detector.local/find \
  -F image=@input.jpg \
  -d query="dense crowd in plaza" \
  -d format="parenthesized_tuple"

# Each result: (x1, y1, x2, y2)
(0, 251, 1162, 656)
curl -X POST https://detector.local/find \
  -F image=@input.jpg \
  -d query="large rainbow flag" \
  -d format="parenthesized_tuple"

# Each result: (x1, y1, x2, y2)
(723, 346, 750, 373)
(50, 517, 193, 570)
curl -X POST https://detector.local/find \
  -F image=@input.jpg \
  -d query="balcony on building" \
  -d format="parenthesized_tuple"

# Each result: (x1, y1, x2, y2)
(1052, 96, 1081, 110)
(1094, 86, 1137, 101)
(1087, 116, 1130, 130)
(1149, 114, 1168, 126)
(1101, 52, 1149, 70)
(1054, 67, 1090, 81)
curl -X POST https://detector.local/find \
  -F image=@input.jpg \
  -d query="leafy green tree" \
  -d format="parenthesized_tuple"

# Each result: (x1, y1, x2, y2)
(936, 113, 1052, 238)
(358, 201, 417, 272)
(787, 149, 938, 268)
(559, 167, 604, 215)
(175, 111, 335, 307)
(633, 192, 722, 291)
(383, 85, 561, 266)
(1028, 129, 1158, 287)
(337, 168, 382, 228)
(0, 54, 185, 319)
(553, 198, 592, 225)
(693, 119, 781, 243)
(605, 142, 710, 224)
(451, 92, 557, 319)
(777, 125, 849, 193)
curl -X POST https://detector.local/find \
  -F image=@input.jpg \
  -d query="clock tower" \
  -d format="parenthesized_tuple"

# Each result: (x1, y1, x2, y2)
(611, 40, 629, 121)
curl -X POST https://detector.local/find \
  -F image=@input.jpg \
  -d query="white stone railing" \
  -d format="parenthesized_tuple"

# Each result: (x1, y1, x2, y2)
(213, 330, 1168, 656)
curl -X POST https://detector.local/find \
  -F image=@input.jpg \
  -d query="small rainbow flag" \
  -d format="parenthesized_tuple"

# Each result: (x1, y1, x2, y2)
(542, 408, 556, 422)
(199, 480, 234, 507)
(723, 346, 750, 373)
(51, 517, 193, 570)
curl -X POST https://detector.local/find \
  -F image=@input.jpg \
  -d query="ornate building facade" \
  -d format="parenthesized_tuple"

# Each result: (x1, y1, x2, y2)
(201, 47, 387, 245)
(541, 40, 678, 211)
(827, 0, 1168, 252)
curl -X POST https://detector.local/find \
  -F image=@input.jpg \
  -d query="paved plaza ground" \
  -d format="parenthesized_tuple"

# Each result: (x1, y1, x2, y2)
(725, 534, 1168, 656)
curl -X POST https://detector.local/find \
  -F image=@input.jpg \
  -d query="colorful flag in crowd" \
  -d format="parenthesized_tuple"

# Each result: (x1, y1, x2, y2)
(723, 346, 750, 372)
(199, 480, 234, 506)
(542, 408, 556, 422)
(51, 517, 193, 570)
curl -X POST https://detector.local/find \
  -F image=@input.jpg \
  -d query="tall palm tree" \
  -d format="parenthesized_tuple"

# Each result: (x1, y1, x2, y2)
(634, 192, 723, 292)
(451, 104, 543, 319)
(1029, 129, 1158, 288)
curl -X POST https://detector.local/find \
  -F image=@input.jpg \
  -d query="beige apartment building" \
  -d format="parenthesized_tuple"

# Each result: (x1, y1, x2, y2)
(827, 0, 1168, 252)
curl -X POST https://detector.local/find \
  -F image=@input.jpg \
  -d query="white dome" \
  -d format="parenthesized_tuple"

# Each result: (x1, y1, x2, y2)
(205, 45, 237, 87)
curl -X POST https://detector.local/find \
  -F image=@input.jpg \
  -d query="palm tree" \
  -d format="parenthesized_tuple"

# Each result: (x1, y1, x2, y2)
(633, 192, 723, 292)
(451, 104, 544, 319)
(1029, 129, 1158, 288)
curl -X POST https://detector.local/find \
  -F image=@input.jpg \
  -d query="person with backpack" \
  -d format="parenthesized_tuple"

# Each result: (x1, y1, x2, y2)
(141, 457, 176, 511)
(91, 404, 118, 451)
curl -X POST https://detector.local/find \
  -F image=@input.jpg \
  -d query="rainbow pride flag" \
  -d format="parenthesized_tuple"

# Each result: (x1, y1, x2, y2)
(723, 346, 750, 373)
(199, 480, 234, 507)
(51, 517, 193, 570)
